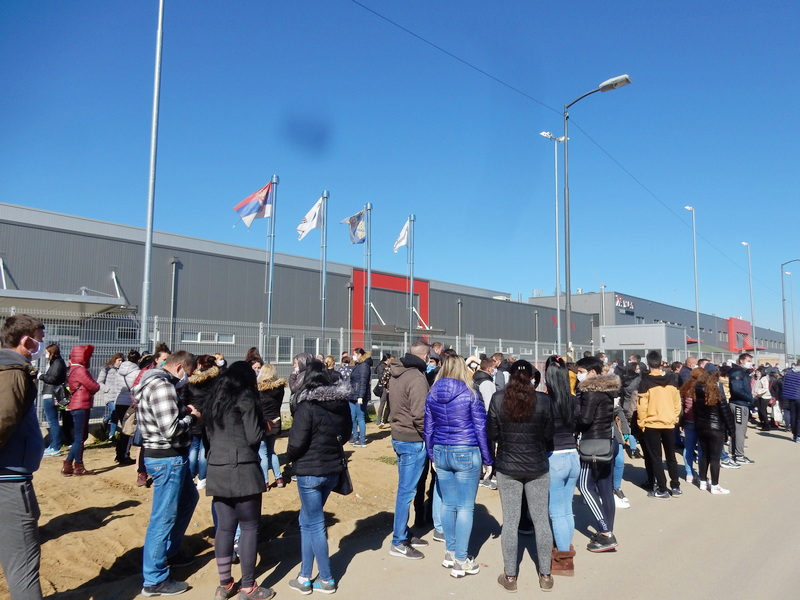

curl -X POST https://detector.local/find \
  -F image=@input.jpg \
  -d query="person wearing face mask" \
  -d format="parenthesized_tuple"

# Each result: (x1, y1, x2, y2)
(0, 315, 46, 600)
(349, 347, 373, 448)
(727, 353, 756, 465)
(133, 350, 201, 597)
(62, 345, 101, 477)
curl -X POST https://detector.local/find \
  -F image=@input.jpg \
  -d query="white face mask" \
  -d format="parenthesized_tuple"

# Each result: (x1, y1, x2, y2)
(743, 361, 754, 370)
(27, 337, 46, 362)
(175, 372, 188, 389)
(216, 359, 224, 367)
(577, 372, 588, 383)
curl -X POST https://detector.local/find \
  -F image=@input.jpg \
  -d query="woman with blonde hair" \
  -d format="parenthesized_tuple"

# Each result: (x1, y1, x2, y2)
(257, 364, 288, 488)
(424, 355, 493, 578)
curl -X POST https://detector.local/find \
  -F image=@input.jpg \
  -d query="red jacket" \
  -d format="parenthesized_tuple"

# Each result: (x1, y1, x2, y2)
(67, 345, 100, 411)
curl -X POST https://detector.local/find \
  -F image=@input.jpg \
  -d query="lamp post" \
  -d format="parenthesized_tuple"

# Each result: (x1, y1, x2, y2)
(540, 131, 565, 355)
(787, 271, 796, 363)
(780, 259, 800, 364)
(741, 242, 757, 364)
(685, 206, 701, 357)
(563, 74, 632, 358)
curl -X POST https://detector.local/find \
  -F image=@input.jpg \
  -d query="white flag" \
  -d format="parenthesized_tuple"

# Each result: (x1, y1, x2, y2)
(393, 219, 410, 253)
(297, 197, 324, 241)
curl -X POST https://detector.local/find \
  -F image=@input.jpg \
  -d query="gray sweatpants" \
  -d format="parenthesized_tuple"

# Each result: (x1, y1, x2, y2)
(496, 471, 553, 577)
(730, 403, 748, 459)
(0, 480, 42, 600)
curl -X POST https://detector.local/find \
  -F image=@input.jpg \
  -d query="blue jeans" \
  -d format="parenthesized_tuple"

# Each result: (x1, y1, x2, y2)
(391, 440, 427, 546)
(188, 435, 207, 481)
(66, 408, 89, 463)
(613, 443, 625, 489)
(103, 400, 118, 438)
(433, 445, 481, 562)
(296, 474, 338, 582)
(682, 422, 698, 478)
(142, 454, 199, 586)
(258, 437, 281, 482)
(350, 402, 366, 444)
(548, 450, 580, 551)
(42, 395, 62, 451)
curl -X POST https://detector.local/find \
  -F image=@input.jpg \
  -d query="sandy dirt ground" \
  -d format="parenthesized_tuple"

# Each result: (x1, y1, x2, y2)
(6, 420, 798, 600)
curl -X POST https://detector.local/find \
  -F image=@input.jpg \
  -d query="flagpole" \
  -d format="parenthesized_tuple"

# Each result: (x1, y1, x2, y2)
(365, 202, 372, 353)
(321, 190, 329, 349)
(265, 174, 279, 362)
(139, 0, 165, 353)
(408, 213, 416, 346)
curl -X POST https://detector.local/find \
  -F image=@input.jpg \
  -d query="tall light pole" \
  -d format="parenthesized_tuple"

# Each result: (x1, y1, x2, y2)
(742, 241, 757, 364)
(780, 259, 800, 364)
(540, 131, 565, 355)
(563, 74, 632, 358)
(685, 206, 701, 357)
(786, 271, 797, 354)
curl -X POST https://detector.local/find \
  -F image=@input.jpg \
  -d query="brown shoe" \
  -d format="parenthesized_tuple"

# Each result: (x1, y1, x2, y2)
(136, 472, 148, 487)
(539, 574, 554, 591)
(72, 462, 94, 476)
(551, 545, 575, 577)
(497, 573, 517, 592)
(61, 460, 74, 476)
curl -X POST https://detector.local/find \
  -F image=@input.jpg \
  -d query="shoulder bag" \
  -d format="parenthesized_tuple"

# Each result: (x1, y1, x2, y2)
(577, 429, 614, 465)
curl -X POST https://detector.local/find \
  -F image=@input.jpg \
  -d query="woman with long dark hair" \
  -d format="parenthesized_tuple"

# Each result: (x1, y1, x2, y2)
(40, 343, 67, 457)
(544, 355, 580, 576)
(286, 361, 351, 595)
(424, 355, 493, 579)
(488, 360, 554, 592)
(204, 361, 272, 600)
(694, 368, 735, 494)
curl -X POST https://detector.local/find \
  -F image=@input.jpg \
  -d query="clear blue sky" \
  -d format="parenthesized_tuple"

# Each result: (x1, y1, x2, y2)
(2, 1, 798, 333)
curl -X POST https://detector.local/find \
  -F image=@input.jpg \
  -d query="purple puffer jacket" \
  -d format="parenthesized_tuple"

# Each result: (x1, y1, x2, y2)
(423, 378, 493, 465)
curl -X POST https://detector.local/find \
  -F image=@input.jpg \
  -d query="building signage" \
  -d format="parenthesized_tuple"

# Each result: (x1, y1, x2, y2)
(615, 295, 634, 310)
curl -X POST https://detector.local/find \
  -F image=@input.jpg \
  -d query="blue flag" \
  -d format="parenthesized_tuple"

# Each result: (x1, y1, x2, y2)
(340, 210, 366, 244)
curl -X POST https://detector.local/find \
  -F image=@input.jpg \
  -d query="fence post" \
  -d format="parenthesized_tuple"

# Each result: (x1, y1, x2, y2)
(259, 322, 265, 362)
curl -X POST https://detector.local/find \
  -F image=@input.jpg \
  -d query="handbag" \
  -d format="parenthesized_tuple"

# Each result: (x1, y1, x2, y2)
(53, 384, 71, 409)
(320, 406, 353, 495)
(121, 405, 137, 436)
(578, 431, 614, 464)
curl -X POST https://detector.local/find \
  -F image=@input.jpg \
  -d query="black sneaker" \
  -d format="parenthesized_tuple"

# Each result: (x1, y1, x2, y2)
(669, 487, 683, 497)
(632, 448, 643, 459)
(647, 489, 670, 499)
(167, 553, 195, 568)
(737, 456, 755, 465)
(408, 536, 429, 548)
(587, 533, 618, 552)
(141, 578, 189, 597)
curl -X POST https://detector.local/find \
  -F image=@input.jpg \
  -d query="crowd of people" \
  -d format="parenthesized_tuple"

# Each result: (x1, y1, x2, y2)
(2, 312, 799, 598)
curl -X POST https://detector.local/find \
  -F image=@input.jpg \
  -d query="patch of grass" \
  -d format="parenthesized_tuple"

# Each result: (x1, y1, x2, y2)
(370, 455, 397, 466)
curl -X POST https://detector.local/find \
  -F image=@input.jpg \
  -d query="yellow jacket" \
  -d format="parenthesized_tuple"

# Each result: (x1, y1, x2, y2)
(637, 370, 681, 430)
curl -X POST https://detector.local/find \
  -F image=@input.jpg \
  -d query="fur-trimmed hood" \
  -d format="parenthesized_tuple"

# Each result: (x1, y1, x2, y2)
(298, 379, 352, 403)
(188, 365, 220, 384)
(258, 377, 287, 391)
(577, 372, 621, 394)
(355, 351, 372, 364)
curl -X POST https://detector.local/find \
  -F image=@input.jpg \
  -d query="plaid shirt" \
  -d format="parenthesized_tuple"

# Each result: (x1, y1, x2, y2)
(133, 369, 193, 451)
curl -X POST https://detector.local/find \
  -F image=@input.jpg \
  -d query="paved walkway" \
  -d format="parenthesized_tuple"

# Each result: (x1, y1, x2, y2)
(177, 423, 797, 600)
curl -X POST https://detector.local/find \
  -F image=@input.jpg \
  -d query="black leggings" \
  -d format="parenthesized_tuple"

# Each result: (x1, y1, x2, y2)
(214, 495, 262, 588)
(697, 429, 725, 486)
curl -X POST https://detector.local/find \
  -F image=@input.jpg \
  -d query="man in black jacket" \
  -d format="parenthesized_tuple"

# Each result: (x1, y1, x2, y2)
(728, 353, 756, 465)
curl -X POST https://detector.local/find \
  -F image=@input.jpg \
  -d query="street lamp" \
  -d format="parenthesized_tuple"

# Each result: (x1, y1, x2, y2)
(540, 131, 565, 356)
(563, 74, 632, 358)
(787, 272, 796, 362)
(685, 206, 701, 357)
(742, 242, 757, 364)
(780, 258, 800, 365)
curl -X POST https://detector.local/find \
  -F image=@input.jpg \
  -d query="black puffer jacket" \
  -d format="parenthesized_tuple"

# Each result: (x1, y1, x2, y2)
(184, 366, 221, 436)
(694, 383, 735, 434)
(258, 378, 287, 423)
(41, 356, 67, 395)
(286, 380, 352, 476)
(576, 373, 619, 440)
(487, 390, 553, 479)
(350, 352, 373, 402)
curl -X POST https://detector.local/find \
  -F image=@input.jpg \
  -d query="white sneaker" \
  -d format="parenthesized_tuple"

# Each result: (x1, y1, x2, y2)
(686, 474, 694, 484)
(699, 480, 708, 491)
(450, 557, 480, 578)
(614, 495, 630, 509)
(710, 485, 730, 495)
(441, 551, 455, 568)
(196, 478, 206, 490)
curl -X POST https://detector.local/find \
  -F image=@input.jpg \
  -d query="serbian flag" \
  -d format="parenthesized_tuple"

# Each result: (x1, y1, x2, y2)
(234, 182, 273, 227)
